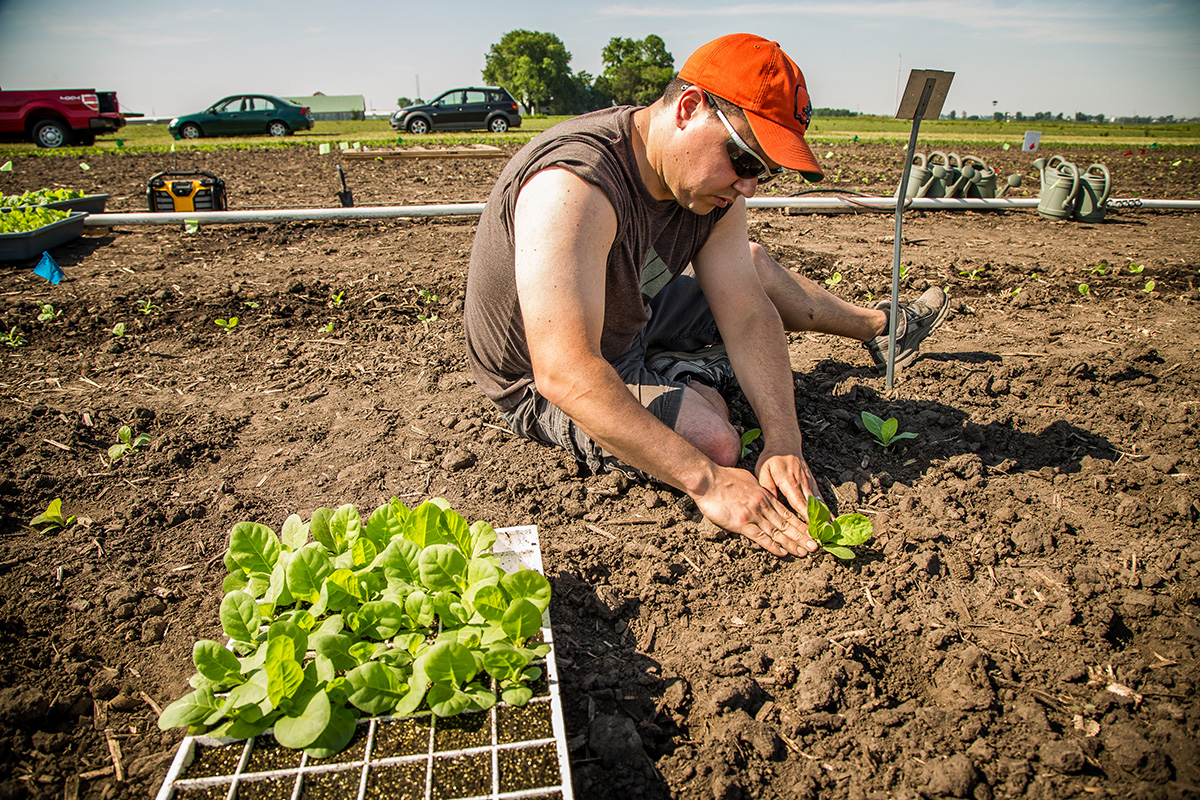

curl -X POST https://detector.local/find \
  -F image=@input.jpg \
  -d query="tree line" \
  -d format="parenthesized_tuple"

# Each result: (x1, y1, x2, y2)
(475, 30, 674, 115)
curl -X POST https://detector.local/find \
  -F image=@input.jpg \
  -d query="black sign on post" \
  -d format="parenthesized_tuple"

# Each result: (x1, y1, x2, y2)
(886, 69, 954, 390)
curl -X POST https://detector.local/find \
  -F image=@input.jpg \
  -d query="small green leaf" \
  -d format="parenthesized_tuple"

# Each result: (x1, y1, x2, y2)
(831, 513, 872, 547)
(157, 687, 221, 730)
(419, 544, 467, 593)
(468, 520, 498, 558)
(273, 688, 332, 750)
(405, 502, 448, 548)
(501, 568, 552, 614)
(193, 640, 242, 686)
(286, 544, 333, 604)
(264, 637, 304, 707)
(501, 685, 534, 706)
(823, 545, 857, 560)
(228, 522, 282, 575)
(500, 598, 543, 642)
(427, 684, 473, 717)
(345, 662, 408, 715)
(220, 591, 260, 643)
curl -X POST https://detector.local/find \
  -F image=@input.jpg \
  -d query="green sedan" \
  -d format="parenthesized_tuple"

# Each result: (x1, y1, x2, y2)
(168, 95, 314, 139)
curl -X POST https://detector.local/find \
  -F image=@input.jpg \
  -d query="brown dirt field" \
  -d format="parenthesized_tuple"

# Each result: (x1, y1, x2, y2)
(1, 140, 1198, 800)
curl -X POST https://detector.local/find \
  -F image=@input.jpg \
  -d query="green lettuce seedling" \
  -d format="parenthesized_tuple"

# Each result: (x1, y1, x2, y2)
(4, 327, 25, 347)
(861, 411, 917, 448)
(108, 425, 151, 461)
(30, 498, 76, 533)
(806, 496, 872, 560)
(739, 428, 761, 459)
(136, 298, 162, 315)
(111, 322, 126, 337)
(37, 303, 61, 323)
(215, 317, 239, 332)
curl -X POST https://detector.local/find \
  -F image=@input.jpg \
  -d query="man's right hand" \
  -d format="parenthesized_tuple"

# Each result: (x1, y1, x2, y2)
(692, 466, 820, 558)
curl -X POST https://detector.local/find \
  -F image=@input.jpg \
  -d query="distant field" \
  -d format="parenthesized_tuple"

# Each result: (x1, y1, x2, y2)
(1, 116, 1197, 155)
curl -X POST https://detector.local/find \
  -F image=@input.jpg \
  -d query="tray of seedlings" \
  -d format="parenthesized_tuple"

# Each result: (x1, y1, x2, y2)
(155, 500, 572, 800)
(1, 189, 109, 214)
(0, 207, 86, 261)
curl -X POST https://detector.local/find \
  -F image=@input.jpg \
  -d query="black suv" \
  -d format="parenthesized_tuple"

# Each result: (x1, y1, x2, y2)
(390, 87, 522, 134)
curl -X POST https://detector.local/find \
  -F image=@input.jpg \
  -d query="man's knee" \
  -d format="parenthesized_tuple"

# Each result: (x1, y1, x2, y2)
(677, 385, 741, 467)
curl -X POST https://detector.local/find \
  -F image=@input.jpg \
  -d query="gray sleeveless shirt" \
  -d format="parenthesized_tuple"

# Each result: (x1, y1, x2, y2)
(465, 106, 728, 410)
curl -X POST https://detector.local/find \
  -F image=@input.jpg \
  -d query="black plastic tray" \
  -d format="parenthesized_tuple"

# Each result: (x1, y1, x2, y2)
(0, 211, 87, 261)
(45, 194, 109, 214)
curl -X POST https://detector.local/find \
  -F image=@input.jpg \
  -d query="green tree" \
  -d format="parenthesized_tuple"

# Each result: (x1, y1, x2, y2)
(596, 34, 675, 106)
(396, 97, 417, 108)
(483, 30, 573, 115)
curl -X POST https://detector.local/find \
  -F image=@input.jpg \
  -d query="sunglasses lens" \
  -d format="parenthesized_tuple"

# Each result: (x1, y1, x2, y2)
(724, 139, 777, 183)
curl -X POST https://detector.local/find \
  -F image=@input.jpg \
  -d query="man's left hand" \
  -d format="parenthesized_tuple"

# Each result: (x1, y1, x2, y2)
(755, 449, 823, 522)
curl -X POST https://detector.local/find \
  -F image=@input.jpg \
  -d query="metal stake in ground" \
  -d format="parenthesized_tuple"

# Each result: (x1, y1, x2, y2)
(888, 69, 953, 390)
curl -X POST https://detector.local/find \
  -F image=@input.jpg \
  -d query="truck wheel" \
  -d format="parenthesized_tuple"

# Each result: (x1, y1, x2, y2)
(267, 121, 289, 137)
(180, 123, 202, 139)
(33, 120, 71, 148)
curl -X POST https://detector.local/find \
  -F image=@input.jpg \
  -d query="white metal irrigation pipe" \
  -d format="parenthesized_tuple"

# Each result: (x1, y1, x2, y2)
(81, 196, 1200, 226)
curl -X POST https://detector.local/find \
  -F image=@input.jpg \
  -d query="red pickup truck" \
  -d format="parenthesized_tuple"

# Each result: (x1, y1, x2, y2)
(0, 88, 127, 148)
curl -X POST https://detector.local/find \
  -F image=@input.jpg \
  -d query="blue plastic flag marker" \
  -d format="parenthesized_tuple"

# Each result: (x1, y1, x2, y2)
(34, 252, 63, 284)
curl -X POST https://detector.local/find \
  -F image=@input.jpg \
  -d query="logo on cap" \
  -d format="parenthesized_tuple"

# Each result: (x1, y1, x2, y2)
(795, 86, 812, 127)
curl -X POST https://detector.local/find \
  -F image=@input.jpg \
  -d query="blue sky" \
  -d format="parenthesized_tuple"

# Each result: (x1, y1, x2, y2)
(1, 0, 1197, 120)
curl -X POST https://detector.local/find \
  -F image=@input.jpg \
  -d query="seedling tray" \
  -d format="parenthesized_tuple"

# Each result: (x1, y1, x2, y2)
(155, 526, 573, 800)
(0, 195, 108, 214)
(44, 194, 109, 214)
(0, 210, 86, 261)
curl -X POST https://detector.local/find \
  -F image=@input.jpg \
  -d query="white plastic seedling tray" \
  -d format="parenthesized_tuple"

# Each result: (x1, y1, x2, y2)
(155, 526, 573, 800)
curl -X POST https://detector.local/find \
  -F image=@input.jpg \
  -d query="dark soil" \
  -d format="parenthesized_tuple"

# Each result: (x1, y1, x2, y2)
(1, 141, 1198, 800)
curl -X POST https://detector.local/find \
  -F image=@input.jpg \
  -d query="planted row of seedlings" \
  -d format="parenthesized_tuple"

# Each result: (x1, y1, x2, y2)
(155, 499, 571, 800)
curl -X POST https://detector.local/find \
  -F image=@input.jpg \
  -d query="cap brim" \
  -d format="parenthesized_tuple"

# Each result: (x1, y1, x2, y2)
(744, 110, 823, 182)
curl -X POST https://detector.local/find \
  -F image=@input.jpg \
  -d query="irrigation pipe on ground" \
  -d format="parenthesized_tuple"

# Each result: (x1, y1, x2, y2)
(82, 197, 1200, 227)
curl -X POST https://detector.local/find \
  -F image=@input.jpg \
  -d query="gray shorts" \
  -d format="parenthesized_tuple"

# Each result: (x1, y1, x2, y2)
(500, 275, 722, 475)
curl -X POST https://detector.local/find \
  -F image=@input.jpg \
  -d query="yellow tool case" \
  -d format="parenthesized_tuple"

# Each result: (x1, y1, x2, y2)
(146, 171, 226, 212)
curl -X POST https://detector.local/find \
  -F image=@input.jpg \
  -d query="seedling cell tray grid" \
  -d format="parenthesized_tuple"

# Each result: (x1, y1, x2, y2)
(0, 210, 86, 261)
(155, 526, 574, 800)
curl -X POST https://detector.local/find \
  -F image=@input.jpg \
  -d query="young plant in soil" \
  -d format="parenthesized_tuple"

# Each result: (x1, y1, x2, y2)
(30, 498, 76, 534)
(214, 316, 239, 333)
(108, 425, 151, 461)
(806, 496, 872, 560)
(158, 498, 551, 758)
(739, 428, 761, 459)
(860, 411, 917, 448)
(37, 303, 62, 323)
(4, 327, 25, 347)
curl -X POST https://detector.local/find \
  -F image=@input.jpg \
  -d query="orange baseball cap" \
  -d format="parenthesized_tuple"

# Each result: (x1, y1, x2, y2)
(679, 33, 823, 182)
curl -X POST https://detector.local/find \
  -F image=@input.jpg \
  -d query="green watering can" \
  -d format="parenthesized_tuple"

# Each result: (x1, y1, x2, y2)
(904, 152, 933, 199)
(919, 152, 959, 198)
(961, 154, 1022, 199)
(1036, 159, 1081, 220)
(1073, 163, 1112, 222)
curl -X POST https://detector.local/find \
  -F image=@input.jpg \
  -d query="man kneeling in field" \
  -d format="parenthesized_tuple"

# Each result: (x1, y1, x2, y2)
(465, 34, 948, 557)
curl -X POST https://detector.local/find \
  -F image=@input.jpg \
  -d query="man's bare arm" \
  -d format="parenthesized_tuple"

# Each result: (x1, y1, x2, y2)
(692, 198, 824, 518)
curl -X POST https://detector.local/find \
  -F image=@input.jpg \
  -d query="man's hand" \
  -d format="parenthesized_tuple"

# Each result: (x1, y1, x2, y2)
(692, 465, 819, 558)
(755, 448, 824, 522)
